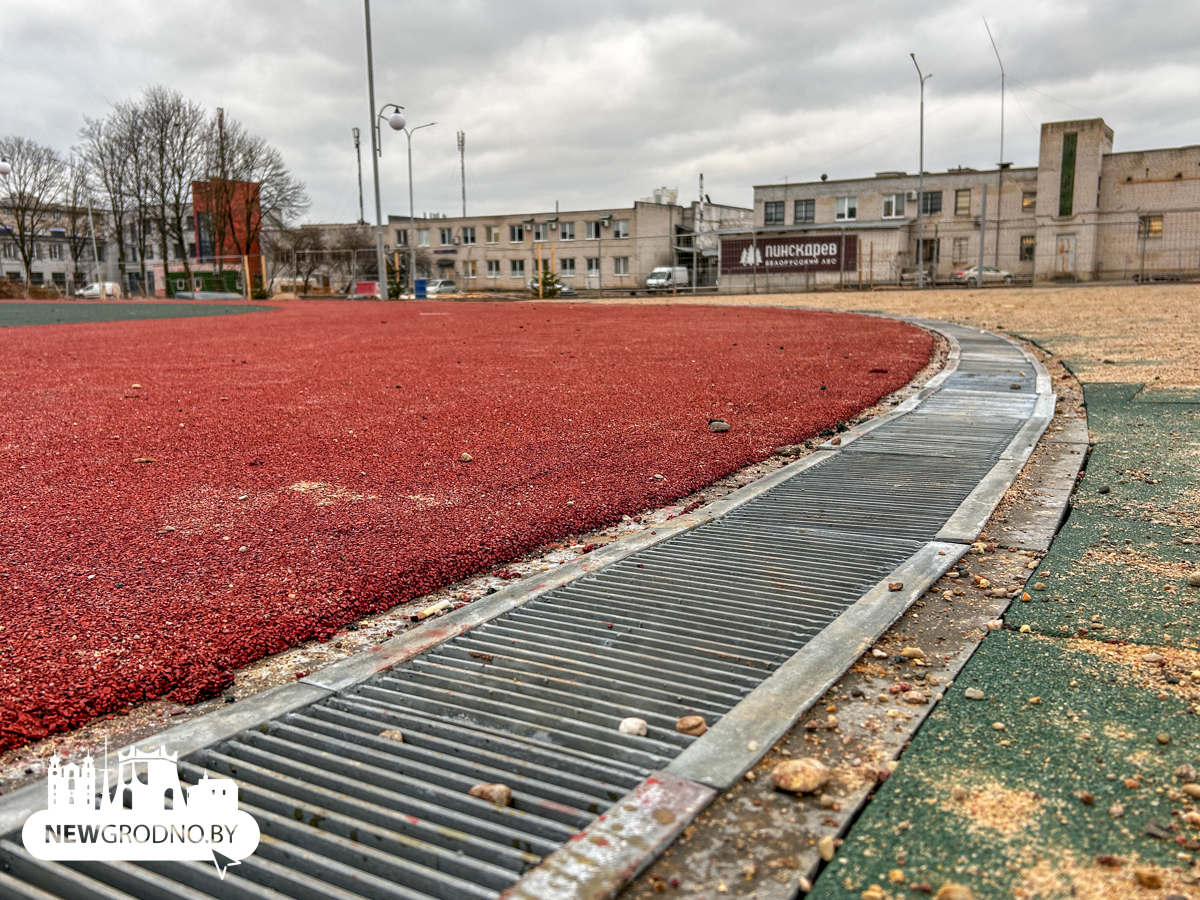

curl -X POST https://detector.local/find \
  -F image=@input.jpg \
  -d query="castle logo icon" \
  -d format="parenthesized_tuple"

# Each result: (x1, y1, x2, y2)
(22, 744, 259, 878)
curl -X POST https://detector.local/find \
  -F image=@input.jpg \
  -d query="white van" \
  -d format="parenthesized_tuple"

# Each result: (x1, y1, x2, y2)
(77, 282, 122, 299)
(646, 266, 689, 291)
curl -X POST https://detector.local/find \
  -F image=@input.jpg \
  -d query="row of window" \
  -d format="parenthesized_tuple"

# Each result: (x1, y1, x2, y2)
(454, 257, 630, 278)
(397, 220, 630, 248)
(764, 190, 1042, 225)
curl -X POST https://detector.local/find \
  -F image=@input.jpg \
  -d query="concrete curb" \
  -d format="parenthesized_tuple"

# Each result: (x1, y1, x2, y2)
(934, 328, 1056, 544)
(667, 541, 968, 791)
(498, 772, 717, 900)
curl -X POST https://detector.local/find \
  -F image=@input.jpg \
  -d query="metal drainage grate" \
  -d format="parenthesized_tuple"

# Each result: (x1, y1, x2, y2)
(0, 325, 1047, 900)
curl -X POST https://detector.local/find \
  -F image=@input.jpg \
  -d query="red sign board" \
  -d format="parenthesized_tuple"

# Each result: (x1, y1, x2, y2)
(721, 235, 857, 274)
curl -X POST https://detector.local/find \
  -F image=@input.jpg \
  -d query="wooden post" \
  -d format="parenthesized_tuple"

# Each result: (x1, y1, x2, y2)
(242, 254, 251, 299)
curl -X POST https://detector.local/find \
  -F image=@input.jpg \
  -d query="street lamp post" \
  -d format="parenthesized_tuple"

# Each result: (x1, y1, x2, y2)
(910, 54, 932, 289)
(404, 121, 435, 296)
(362, 0, 408, 301)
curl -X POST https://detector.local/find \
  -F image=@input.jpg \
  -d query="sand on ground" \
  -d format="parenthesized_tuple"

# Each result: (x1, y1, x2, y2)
(591, 283, 1199, 389)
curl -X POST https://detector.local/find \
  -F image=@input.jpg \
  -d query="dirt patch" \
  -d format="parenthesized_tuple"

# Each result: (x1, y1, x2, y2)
(935, 773, 1045, 838)
(287, 480, 376, 505)
(1015, 852, 1193, 899)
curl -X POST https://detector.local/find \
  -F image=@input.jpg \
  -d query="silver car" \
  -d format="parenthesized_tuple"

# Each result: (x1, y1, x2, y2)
(953, 265, 1013, 287)
(425, 279, 460, 296)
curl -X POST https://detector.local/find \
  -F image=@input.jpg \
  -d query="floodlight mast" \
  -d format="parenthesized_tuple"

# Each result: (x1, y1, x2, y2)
(911, 54, 932, 289)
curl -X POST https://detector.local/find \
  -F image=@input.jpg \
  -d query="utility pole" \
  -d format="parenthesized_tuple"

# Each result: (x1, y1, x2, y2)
(353, 127, 365, 225)
(977, 183, 988, 288)
(911, 54, 932, 289)
(362, 0, 389, 300)
(457, 131, 466, 218)
(985, 18, 1006, 268)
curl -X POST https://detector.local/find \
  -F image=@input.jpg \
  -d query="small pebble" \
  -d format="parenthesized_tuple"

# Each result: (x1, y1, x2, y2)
(378, 729, 404, 743)
(708, 419, 730, 433)
(934, 885, 974, 900)
(992, 722, 1006, 731)
(1134, 869, 1162, 889)
(460, 452, 473, 462)
(468, 783, 513, 806)
(676, 715, 707, 736)
(619, 717, 648, 736)
(965, 688, 985, 700)
(871, 648, 888, 658)
(817, 834, 836, 861)
(770, 757, 830, 794)
(900, 647, 925, 659)
(1188, 571, 1200, 587)
(1157, 732, 1171, 745)
(951, 786, 967, 801)
(1110, 803, 1125, 818)
(1033, 582, 1046, 591)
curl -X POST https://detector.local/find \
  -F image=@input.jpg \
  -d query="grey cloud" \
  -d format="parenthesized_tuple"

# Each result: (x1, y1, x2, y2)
(2, 0, 1199, 222)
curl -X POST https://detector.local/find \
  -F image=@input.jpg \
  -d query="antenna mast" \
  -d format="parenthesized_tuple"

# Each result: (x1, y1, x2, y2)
(456, 131, 466, 218)
(985, 17, 1005, 267)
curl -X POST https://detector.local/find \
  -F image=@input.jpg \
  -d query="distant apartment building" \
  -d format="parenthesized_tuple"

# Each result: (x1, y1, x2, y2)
(727, 117, 1200, 290)
(387, 190, 751, 292)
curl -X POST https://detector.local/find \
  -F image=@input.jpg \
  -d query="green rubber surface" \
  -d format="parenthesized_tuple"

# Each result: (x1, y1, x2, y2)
(810, 382, 1200, 899)
(0, 301, 274, 327)
(808, 629, 1200, 899)
(1009, 383, 1200, 648)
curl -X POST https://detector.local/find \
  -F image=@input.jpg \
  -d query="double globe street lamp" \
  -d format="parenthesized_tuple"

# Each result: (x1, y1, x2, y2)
(372, 105, 435, 298)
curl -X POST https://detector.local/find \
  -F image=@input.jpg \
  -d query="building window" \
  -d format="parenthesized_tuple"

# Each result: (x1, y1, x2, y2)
(586, 221, 602, 240)
(586, 257, 600, 276)
(462, 226, 476, 245)
(533, 223, 548, 242)
(835, 197, 857, 221)
(485, 226, 500, 243)
(1022, 192, 1036, 213)
(462, 260, 477, 278)
(395, 229, 408, 246)
(952, 236, 970, 263)
(1059, 132, 1078, 217)
(612, 257, 629, 275)
(560, 222, 575, 240)
(881, 194, 905, 218)
(486, 260, 500, 278)
(509, 224, 524, 243)
(920, 191, 942, 216)
(954, 189, 972, 216)
(613, 219, 629, 238)
(510, 259, 525, 277)
(1139, 214, 1163, 238)
(764, 201, 784, 226)
(1019, 235, 1036, 261)
(48, 243, 63, 260)
(439, 227, 453, 245)
(52, 272, 66, 288)
(560, 257, 576, 275)
(794, 199, 815, 223)
(1, 243, 15, 259)
(417, 229, 429, 247)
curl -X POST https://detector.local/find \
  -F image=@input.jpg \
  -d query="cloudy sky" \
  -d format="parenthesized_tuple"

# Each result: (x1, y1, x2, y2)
(4, 1, 1198, 222)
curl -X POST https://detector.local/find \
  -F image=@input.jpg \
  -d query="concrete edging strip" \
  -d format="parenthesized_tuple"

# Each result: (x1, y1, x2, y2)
(666, 541, 969, 791)
(498, 772, 717, 900)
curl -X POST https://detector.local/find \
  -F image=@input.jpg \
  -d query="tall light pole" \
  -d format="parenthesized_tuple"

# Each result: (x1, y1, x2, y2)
(362, 0, 391, 300)
(911, 54, 932, 289)
(985, 18, 1007, 268)
(404, 121, 435, 296)
(352, 127, 365, 226)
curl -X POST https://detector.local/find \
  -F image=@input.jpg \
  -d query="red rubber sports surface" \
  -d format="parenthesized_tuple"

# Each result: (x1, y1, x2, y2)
(0, 301, 932, 750)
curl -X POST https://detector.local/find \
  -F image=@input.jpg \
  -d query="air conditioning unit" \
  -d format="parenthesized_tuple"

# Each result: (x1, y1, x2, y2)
(453, 237, 461, 244)
(906, 190, 919, 201)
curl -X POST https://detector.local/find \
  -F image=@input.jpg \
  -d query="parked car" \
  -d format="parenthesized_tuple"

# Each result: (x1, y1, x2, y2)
(76, 282, 121, 299)
(527, 279, 577, 297)
(425, 279, 460, 296)
(952, 265, 1014, 287)
(646, 266, 690, 291)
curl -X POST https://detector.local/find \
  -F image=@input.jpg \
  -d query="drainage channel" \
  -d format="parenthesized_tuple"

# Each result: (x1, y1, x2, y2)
(0, 322, 1053, 900)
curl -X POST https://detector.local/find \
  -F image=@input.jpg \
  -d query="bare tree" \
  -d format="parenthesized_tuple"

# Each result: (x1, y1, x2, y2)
(0, 135, 67, 296)
(113, 100, 154, 296)
(143, 86, 206, 297)
(329, 224, 375, 291)
(62, 158, 102, 292)
(80, 116, 132, 295)
(203, 109, 308, 293)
